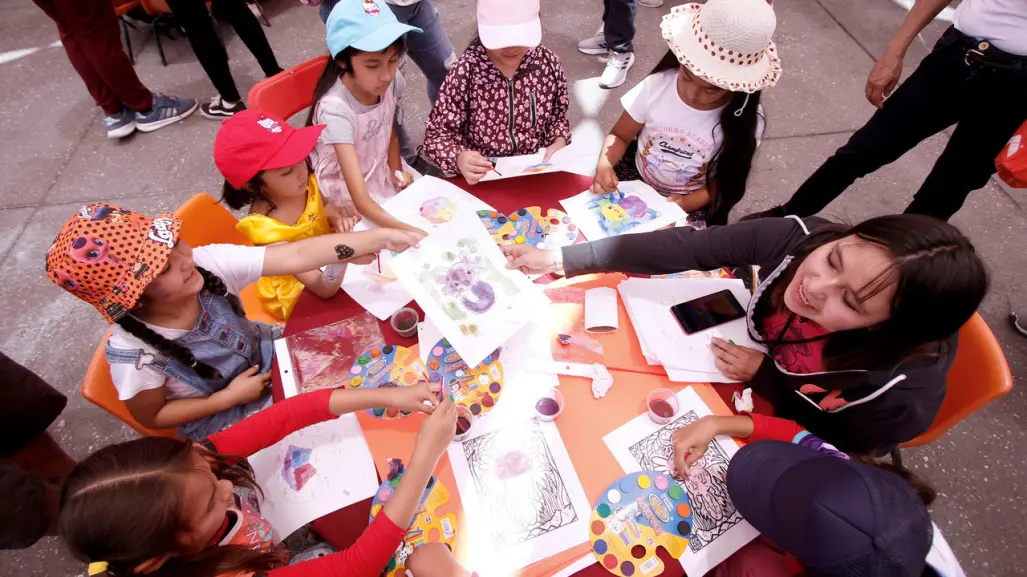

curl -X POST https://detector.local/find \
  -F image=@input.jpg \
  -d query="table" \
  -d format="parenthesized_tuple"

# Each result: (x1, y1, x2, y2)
(269, 172, 748, 576)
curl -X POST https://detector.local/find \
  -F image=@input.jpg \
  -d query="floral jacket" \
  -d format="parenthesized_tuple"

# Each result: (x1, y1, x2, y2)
(422, 42, 571, 175)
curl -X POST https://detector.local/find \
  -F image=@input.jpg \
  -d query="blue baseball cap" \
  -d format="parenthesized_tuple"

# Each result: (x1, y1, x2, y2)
(326, 0, 422, 58)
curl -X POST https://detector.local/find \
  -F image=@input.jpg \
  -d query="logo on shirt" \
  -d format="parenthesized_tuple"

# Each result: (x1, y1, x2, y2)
(148, 217, 176, 249)
(362, 0, 380, 15)
(256, 116, 282, 133)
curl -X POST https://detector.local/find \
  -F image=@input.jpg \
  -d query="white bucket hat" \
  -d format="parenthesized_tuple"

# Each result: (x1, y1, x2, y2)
(661, 0, 781, 93)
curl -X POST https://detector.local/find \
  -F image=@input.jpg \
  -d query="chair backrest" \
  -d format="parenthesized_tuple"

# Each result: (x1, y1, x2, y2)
(248, 55, 330, 121)
(901, 313, 1013, 447)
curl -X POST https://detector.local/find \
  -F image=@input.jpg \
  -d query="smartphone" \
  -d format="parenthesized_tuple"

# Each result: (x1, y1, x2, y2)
(670, 290, 747, 335)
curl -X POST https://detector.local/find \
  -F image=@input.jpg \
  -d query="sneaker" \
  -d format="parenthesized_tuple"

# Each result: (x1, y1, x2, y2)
(578, 25, 607, 55)
(135, 93, 198, 133)
(104, 108, 136, 140)
(1012, 311, 1027, 338)
(638, 0, 664, 5)
(600, 51, 635, 89)
(200, 96, 247, 120)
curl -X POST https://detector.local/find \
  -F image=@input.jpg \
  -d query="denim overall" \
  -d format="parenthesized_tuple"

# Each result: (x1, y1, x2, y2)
(105, 290, 277, 441)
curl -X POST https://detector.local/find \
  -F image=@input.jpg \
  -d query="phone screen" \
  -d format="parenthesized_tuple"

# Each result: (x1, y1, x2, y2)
(670, 290, 747, 335)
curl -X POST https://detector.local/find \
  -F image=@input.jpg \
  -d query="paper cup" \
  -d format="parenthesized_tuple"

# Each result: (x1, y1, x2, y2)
(647, 388, 679, 425)
(390, 307, 419, 338)
(534, 388, 565, 422)
(453, 405, 474, 442)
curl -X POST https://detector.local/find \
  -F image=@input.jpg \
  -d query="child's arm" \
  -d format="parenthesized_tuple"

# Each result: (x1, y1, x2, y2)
(332, 142, 424, 235)
(261, 228, 421, 277)
(423, 59, 472, 175)
(124, 366, 271, 429)
(541, 55, 572, 162)
(591, 111, 643, 194)
(291, 268, 342, 299)
(671, 186, 712, 212)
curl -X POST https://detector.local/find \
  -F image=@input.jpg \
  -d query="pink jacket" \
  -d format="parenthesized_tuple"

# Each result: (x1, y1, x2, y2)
(423, 42, 571, 175)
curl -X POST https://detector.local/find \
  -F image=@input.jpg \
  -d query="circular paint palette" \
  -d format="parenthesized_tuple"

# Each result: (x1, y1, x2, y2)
(349, 345, 427, 419)
(370, 473, 458, 577)
(426, 338, 503, 416)
(590, 471, 693, 577)
(478, 207, 579, 250)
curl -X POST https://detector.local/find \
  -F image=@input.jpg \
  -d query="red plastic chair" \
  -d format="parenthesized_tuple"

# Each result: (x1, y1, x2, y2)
(248, 55, 329, 120)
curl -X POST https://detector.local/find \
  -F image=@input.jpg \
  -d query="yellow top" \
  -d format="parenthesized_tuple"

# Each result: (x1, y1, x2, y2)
(236, 175, 332, 320)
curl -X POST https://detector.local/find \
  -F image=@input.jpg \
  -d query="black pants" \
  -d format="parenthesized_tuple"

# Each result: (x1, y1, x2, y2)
(785, 27, 1027, 221)
(166, 0, 281, 102)
(602, 0, 635, 53)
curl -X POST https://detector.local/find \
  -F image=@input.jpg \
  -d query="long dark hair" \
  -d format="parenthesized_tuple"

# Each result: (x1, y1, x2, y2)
(758, 214, 989, 371)
(305, 37, 408, 128)
(219, 174, 268, 211)
(651, 51, 762, 226)
(60, 437, 287, 577)
(117, 267, 247, 380)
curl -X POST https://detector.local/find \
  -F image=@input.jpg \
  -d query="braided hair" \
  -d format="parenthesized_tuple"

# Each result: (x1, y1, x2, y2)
(116, 267, 247, 380)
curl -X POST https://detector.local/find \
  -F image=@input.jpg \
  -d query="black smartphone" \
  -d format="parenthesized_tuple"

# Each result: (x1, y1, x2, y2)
(670, 290, 747, 335)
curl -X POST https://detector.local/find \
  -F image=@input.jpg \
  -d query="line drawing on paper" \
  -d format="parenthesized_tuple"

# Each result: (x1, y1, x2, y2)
(627, 411, 744, 553)
(585, 188, 659, 235)
(462, 418, 578, 547)
(416, 238, 518, 322)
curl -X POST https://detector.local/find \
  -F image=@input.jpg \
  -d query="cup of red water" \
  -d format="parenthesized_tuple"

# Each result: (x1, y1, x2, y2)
(534, 388, 564, 422)
(647, 388, 679, 425)
(390, 307, 419, 338)
(452, 405, 474, 442)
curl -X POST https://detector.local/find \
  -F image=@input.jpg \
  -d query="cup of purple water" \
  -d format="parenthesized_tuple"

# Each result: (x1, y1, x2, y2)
(647, 388, 679, 425)
(534, 388, 565, 422)
(390, 307, 419, 338)
(452, 405, 474, 442)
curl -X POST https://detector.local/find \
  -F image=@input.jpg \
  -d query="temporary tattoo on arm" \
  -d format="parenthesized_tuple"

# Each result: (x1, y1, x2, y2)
(334, 244, 355, 261)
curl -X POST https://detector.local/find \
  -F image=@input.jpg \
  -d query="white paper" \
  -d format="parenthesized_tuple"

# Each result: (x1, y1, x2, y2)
(417, 318, 446, 362)
(341, 250, 412, 321)
(448, 416, 591, 576)
(479, 142, 598, 182)
(391, 211, 550, 367)
(559, 180, 687, 240)
(246, 414, 379, 539)
(603, 387, 758, 577)
(275, 338, 299, 398)
(584, 287, 618, 333)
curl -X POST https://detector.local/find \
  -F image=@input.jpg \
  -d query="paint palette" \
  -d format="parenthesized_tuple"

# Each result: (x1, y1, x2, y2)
(426, 338, 504, 416)
(590, 471, 693, 577)
(348, 345, 427, 419)
(370, 461, 458, 577)
(477, 207, 579, 250)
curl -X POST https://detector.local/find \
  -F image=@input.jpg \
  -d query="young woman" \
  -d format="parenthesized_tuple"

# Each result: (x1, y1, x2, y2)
(307, 0, 424, 236)
(60, 383, 461, 577)
(216, 109, 360, 321)
(502, 214, 989, 455)
(46, 203, 420, 440)
(421, 0, 571, 185)
(592, 0, 780, 226)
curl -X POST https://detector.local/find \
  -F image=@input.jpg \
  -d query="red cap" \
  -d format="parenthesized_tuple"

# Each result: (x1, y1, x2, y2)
(213, 109, 326, 188)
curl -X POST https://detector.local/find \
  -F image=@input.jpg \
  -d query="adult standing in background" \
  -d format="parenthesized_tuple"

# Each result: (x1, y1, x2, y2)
(577, 0, 669, 89)
(745, 0, 1027, 222)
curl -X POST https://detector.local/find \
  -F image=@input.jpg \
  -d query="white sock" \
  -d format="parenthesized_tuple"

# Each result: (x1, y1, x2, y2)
(221, 99, 239, 108)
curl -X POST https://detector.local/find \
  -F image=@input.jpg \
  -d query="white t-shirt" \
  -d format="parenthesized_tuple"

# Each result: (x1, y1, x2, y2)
(107, 244, 267, 401)
(622, 69, 765, 196)
(953, 0, 1027, 56)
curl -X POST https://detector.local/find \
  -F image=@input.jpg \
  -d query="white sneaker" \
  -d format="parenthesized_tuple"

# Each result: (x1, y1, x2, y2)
(638, 0, 664, 6)
(600, 51, 635, 89)
(577, 25, 607, 55)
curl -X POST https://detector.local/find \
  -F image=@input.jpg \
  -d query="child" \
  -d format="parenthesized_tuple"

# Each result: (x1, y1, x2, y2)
(502, 214, 989, 455)
(46, 203, 420, 440)
(591, 0, 780, 226)
(216, 109, 359, 321)
(60, 382, 464, 577)
(307, 0, 425, 236)
(421, 0, 571, 185)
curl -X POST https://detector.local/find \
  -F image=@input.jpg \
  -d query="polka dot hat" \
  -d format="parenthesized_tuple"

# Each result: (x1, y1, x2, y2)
(661, 0, 782, 94)
(45, 203, 182, 323)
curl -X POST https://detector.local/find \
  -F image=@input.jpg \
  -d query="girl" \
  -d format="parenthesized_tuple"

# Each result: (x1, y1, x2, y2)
(46, 203, 420, 440)
(216, 109, 360, 321)
(421, 0, 571, 185)
(501, 214, 989, 455)
(307, 0, 425, 236)
(59, 380, 463, 577)
(591, 0, 780, 226)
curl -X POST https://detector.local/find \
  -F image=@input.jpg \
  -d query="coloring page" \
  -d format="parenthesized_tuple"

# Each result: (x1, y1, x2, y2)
(391, 211, 549, 367)
(559, 180, 686, 240)
(448, 417, 591, 576)
(603, 387, 757, 577)
(247, 414, 379, 539)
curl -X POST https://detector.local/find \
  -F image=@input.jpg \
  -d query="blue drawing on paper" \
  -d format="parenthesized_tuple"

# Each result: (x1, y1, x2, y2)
(585, 188, 659, 236)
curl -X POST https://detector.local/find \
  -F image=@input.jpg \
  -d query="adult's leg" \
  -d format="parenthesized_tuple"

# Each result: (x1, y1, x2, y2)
(603, 0, 636, 53)
(210, 0, 282, 78)
(904, 67, 1027, 219)
(32, 0, 153, 114)
(393, 0, 455, 105)
(166, 0, 242, 102)
(783, 39, 967, 217)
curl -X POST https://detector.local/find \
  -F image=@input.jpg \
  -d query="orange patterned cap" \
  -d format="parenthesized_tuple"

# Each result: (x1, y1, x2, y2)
(45, 203, 182, 323)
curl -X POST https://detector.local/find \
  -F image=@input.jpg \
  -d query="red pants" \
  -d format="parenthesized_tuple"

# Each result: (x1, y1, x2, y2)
(33, 0, 153, 115)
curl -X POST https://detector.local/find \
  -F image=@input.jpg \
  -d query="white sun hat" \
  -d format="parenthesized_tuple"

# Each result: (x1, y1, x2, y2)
(661, 0, 782, 93)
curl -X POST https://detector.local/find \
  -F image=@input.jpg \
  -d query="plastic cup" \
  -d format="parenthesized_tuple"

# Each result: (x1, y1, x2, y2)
(452, 405, 474, 442)
(534, 388, 565, 422)
(390, 307, 419, 338)
(647, 388, 679, 425)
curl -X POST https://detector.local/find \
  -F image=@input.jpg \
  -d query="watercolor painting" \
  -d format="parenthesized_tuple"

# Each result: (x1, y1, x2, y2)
(419, 196, 457, 225)
(281, 445, 316, 491)
(415, 238, 519, 322)
(282, 312, 385, 396)
(521, 162, 555, 174)
(586, 189, 659, 236)
(560, 181, 686, 241)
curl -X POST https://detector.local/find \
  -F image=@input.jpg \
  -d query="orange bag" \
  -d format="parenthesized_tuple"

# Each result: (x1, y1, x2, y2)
(996, 120, 1027, 189)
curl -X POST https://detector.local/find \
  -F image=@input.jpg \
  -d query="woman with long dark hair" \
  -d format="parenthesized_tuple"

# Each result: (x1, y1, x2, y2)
(590, 0, 781, 226)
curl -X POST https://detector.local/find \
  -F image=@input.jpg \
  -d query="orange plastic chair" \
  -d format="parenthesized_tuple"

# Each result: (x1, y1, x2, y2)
(248, 55, 329, 120)
(81, 193, 278, 437)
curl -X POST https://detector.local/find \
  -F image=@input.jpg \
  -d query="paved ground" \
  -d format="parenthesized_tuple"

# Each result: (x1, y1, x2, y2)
(1, 0, 1024, 575)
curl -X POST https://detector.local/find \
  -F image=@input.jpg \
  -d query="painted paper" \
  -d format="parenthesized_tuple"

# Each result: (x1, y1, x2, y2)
(275, 312, 385, 398)
(559, 180, 687, 240)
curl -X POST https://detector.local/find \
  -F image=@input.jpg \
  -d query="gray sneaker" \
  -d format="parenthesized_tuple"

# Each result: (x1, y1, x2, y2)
(135, 93, 198, 133)
(104, 108, 136, 140)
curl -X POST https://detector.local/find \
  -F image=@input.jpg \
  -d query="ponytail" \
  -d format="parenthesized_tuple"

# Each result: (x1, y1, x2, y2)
(219, 174, 269, 211)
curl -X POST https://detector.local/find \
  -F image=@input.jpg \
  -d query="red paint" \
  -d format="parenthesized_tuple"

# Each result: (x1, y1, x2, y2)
(649, 399, 675, 418)
(455, 417, 471, 434)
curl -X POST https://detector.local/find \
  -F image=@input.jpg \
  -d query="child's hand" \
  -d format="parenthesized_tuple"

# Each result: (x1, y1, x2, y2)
(670, 416, 720, 479)
(378, 228, 424, 253)
(412, 396, 457, 462)
(591, 163, 619, 194)
(350, 253, 378, 266)
(388, 381, 441, 414)
(542, 136, 568, 163)
(391, 170, 414, 191)
(711, 338, 764, 382)
(222, 365, 271, 405)
(457, 150, 493, 185)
